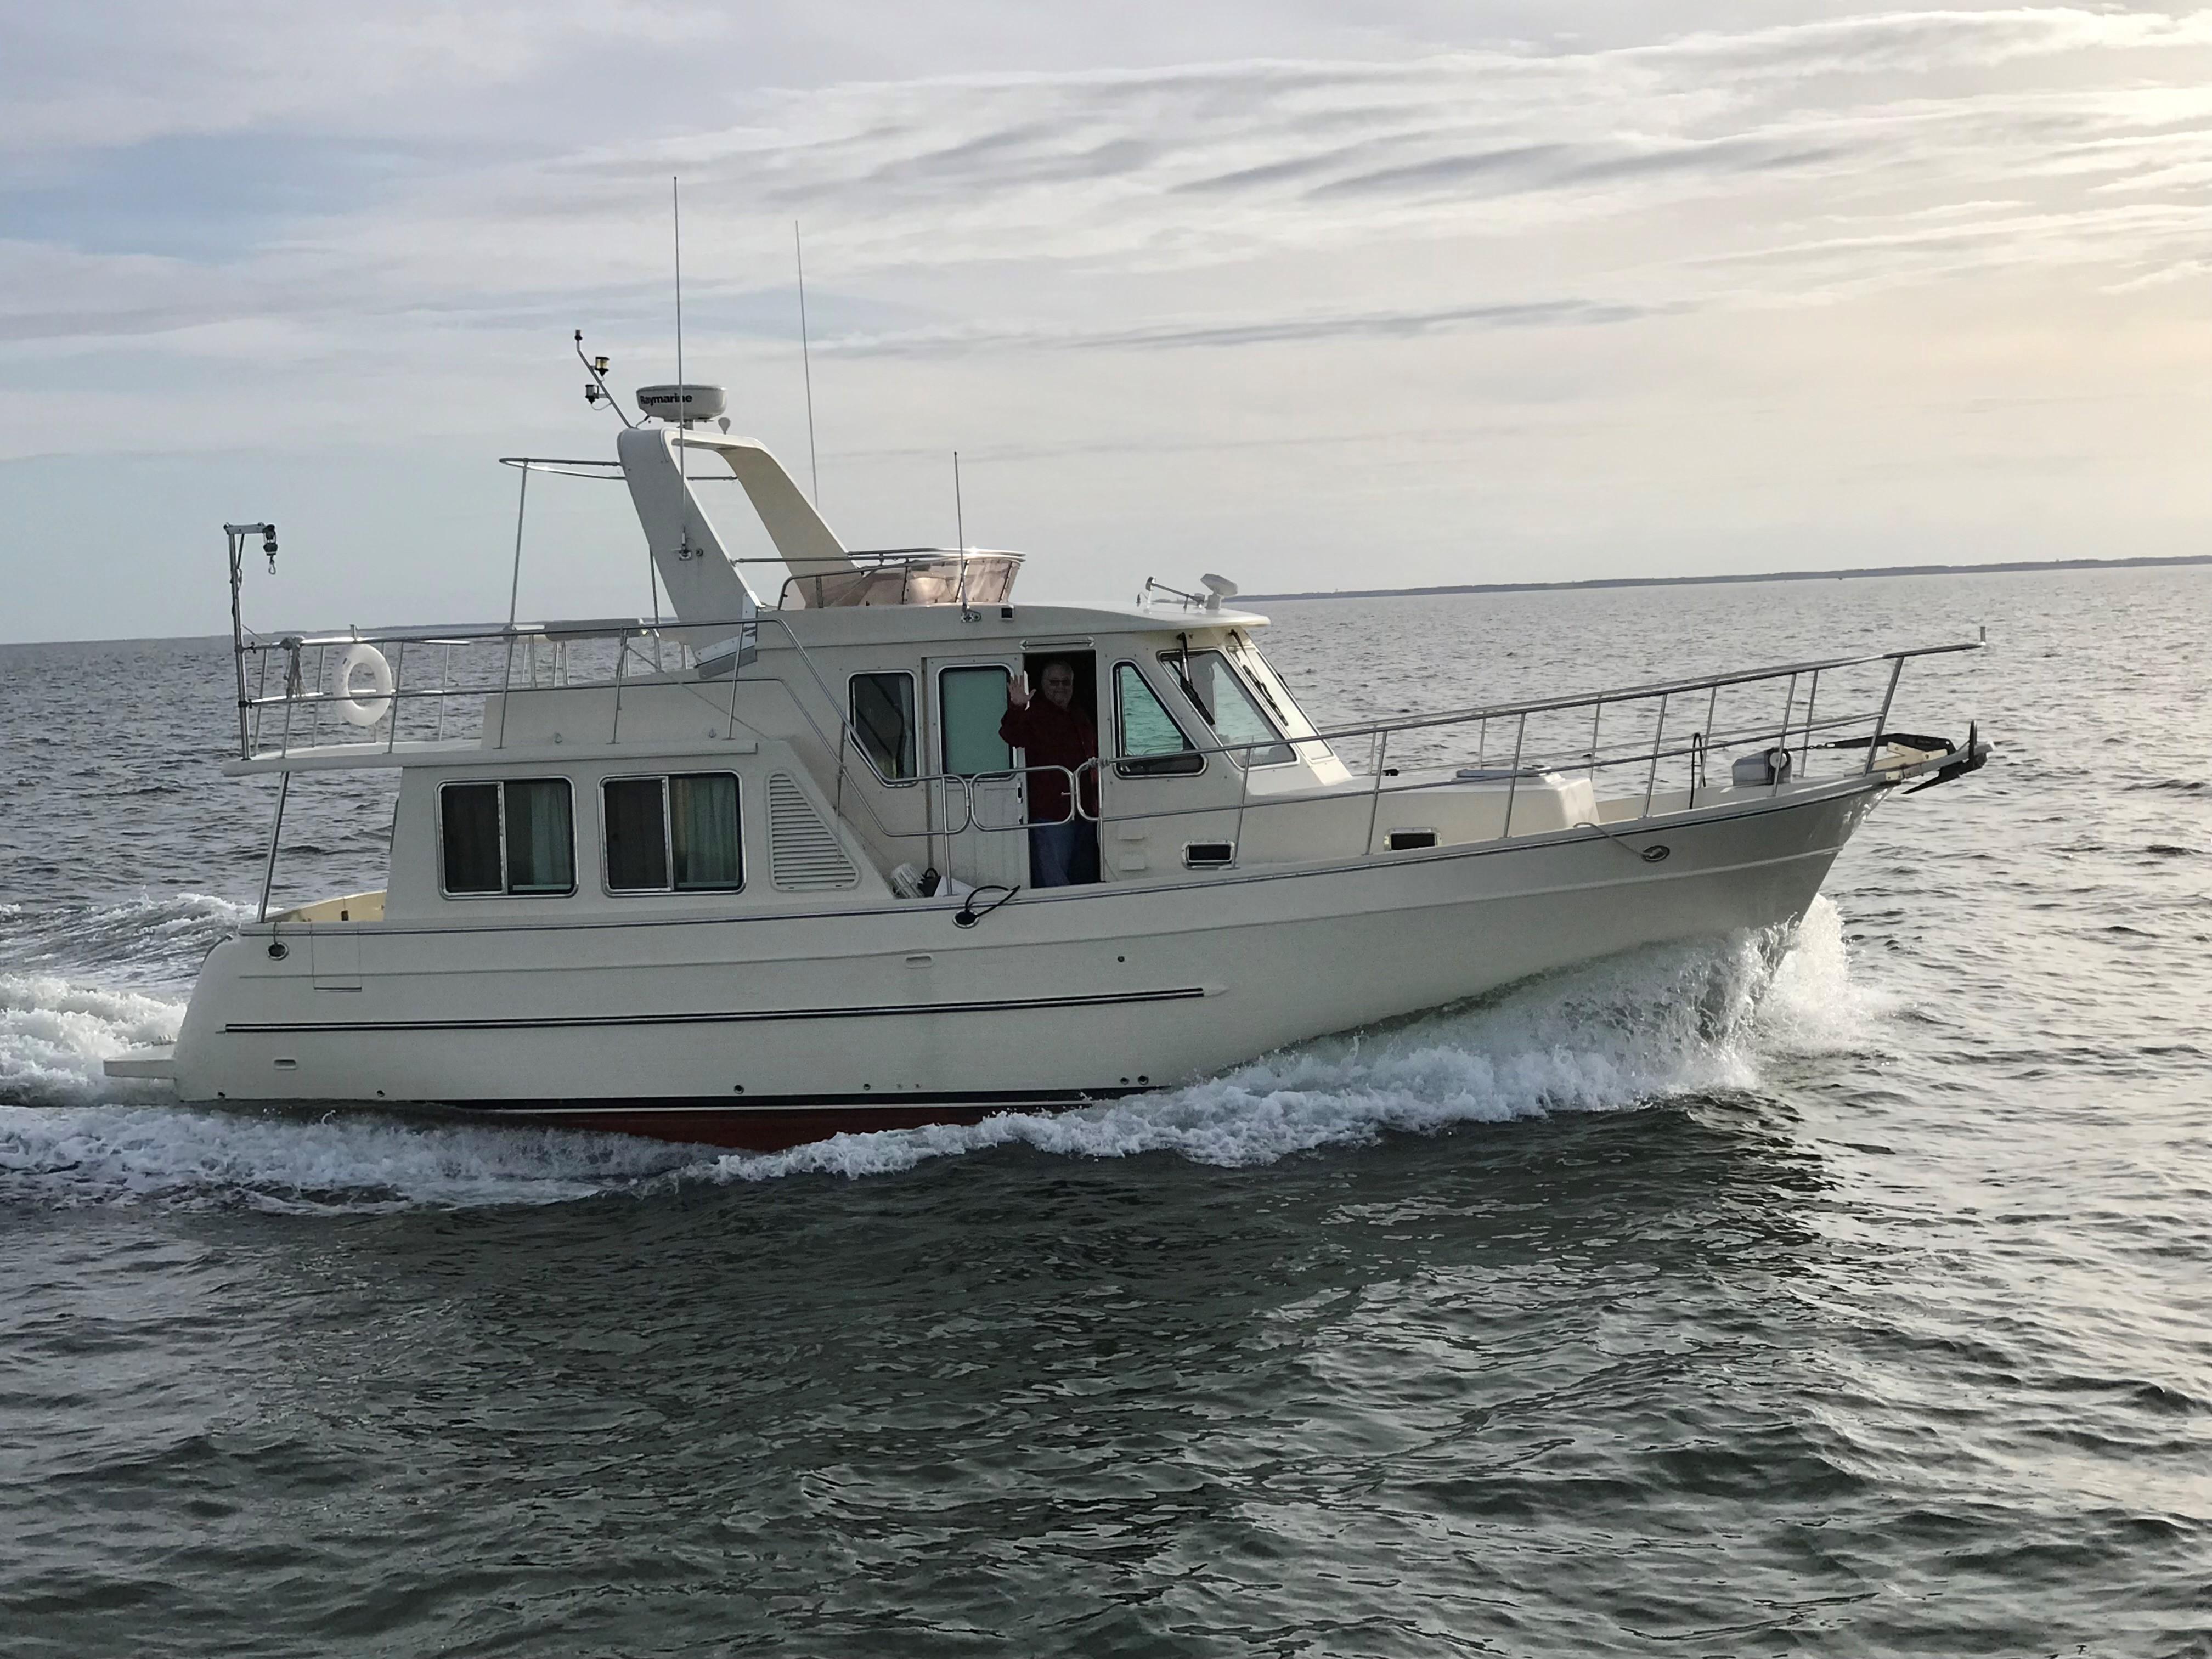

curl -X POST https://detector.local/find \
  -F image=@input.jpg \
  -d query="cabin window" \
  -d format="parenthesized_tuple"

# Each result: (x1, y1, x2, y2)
(850, 672, 918, 781)
(1229, 634, 1334, 760)
(1114, 662, 1202, 777)
(939, 665, 1014, 776)
(1163, 648, 1294, 767)
(439, 779, 575, 897)
(603, 774, 744, 894)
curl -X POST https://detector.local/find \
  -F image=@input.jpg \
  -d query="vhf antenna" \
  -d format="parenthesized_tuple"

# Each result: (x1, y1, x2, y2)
(796, 220, 820, 505)
(672, 176, 684, 418)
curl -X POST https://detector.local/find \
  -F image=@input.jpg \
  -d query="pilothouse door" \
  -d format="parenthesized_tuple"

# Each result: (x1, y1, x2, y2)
(928, 659, 1028, 889)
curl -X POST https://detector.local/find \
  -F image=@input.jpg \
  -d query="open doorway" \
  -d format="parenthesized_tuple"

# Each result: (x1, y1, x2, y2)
(1012, 650, 1100, 887)
(1018, 650, 1099, 731)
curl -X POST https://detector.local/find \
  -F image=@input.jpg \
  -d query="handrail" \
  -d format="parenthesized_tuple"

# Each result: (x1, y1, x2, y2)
(236, 618, 1975, 768)
(776, 550, 1022, 612)
(242, 620, 1977, 755)
(230, 615, 1982, 866)
(1296, 640, 1983, 751)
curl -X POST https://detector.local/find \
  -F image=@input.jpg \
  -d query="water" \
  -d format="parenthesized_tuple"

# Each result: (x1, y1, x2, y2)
(2, 568, 2207, 1657)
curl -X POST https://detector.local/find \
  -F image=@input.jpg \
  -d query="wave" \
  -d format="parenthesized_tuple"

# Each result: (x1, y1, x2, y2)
(1751, 896, 1900, 1057)
(0, 972, 185, 1109)
(0, 898, 1878, 1210)
(0, 892, 254, 990)
(0, 1103, 698, 1214)
(713, 899, 1864, 1182)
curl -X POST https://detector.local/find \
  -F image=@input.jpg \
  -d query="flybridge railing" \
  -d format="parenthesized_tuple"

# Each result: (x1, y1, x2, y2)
(493, 457, 1025, 615)
(776, 549, 1023, 611)
(228, 613, 1980, 862)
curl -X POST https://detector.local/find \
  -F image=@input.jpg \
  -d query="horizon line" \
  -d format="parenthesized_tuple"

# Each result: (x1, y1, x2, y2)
(1243, 552, 2212, 603)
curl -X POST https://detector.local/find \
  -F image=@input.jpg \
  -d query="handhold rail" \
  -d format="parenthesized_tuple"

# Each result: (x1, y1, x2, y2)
(227, 612, 1984, 878)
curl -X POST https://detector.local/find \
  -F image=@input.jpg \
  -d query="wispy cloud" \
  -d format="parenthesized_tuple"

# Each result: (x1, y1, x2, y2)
(815, 297, 1672, 356)
(9, 7, 2212, 349)
(8, 5, 2212, 636)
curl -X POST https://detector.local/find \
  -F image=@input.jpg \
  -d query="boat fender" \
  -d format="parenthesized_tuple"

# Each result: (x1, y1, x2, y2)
(332, 642, 395, 727)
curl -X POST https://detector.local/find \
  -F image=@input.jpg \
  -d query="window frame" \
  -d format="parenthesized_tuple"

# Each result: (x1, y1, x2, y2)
(599, 771, 747, 897)
(1112, 659, 1206, 779)
(936, 662, 1019, 780)
(436, 777, 578, 900)
(848, 670, 920, 786)
(1158, 647, 1296, 769)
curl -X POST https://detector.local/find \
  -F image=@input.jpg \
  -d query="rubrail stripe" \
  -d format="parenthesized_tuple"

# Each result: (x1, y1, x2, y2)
(224, 984, 1206, 1036)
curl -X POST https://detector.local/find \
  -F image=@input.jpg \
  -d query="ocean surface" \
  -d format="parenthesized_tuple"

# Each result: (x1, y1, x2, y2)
(2, 568, 2207, 1657)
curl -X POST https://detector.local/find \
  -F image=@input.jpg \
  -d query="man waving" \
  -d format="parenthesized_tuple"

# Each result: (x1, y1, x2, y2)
(1000, 659, 1100, 888)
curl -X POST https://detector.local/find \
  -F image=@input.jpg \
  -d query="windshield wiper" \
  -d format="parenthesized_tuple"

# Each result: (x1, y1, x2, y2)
(1230, 632, 1289, 725)
(1171, 631, 1213, 723)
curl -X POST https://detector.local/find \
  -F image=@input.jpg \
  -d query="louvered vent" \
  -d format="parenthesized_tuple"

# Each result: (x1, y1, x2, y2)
(767, 773, 859, 890)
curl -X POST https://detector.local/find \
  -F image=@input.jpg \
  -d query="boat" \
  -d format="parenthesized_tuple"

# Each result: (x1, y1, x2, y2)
(104, 349, 1991, 1149)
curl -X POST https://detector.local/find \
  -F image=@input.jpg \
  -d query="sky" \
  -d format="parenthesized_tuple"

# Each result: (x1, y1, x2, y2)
(3, 2, 2210, 641)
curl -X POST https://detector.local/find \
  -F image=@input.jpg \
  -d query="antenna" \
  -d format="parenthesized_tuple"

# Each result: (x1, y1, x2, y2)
(953, 450, 966, 550)
(507, 467, 528, 627)
(671, 177, 684, 422)
(795, 220, 820, 505)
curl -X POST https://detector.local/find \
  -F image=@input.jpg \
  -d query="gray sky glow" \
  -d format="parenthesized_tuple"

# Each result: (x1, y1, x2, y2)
(4, 2, 2210, 640)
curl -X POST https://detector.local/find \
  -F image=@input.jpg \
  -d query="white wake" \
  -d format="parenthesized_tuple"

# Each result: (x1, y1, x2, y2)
(0, 898, 1882, 1210)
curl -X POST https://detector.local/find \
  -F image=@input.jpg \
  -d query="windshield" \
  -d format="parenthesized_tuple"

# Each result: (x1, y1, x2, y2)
(1165, 648, 1294, 766)
(1228, 637, 1332, 759)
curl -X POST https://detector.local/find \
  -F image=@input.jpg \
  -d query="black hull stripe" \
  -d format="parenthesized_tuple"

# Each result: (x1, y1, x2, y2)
(456, 1087, 1146, 1115)
(224, 984, 1204, 1036)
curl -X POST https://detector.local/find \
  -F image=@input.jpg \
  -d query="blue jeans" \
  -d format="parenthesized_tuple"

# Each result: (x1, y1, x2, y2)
(1028, 821, 1099, 888)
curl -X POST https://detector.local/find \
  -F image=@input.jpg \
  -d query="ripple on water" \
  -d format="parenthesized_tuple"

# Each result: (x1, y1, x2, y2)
(3, 583, 2210, 1657)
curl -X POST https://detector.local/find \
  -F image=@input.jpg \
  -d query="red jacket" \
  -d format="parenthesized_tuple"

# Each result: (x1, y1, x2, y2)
(999, 699, 1099, 824)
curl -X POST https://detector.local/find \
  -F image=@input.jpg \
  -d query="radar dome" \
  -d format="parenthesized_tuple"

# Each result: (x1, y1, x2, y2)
(636, 383, 727, 424)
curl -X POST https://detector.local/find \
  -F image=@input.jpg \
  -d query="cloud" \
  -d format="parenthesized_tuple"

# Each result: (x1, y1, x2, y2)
(5, 8, 2212, 434)
(816, 296, 1671, 356)
(0, 2, 743, 161)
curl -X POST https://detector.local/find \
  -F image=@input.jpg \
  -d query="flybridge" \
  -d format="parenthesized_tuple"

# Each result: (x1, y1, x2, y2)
(507, 426, 1025, 616)
(561, 340, 1028, 618)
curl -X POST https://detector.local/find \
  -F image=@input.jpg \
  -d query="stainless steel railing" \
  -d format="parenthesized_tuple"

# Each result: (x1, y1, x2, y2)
(776, 550, 1023, 611)
(229, 613, 1980, 864)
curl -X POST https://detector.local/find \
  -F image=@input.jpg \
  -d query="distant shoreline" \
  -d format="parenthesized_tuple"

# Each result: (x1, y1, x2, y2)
(1245, 552, 2212, 603)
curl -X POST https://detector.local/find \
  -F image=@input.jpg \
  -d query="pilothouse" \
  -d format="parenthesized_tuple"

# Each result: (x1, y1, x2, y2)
(107, 346, 1993, 1149)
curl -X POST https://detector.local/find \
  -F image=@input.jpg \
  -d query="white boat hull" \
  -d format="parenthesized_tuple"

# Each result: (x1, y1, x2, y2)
(161, 781, 1878, 1148)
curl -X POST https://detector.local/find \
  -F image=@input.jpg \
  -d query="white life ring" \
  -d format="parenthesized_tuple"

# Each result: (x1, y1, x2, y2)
(333, 642, 394, 727)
